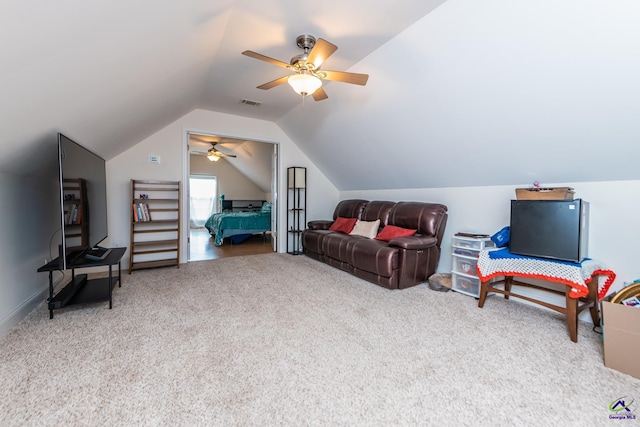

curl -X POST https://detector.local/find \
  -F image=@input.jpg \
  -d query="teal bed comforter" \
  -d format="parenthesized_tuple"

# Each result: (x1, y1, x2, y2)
(204, 211, 271, 246)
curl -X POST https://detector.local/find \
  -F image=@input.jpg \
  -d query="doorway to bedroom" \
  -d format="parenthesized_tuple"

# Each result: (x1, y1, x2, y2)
(186, 132, 277, 261)
(188, 175, 217, 261)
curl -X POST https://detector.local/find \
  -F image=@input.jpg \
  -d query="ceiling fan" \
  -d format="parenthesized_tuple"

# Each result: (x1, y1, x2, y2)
(206, 142, 237, 162)
(190, 135, 238, 162)
(242, 34, 369, 101)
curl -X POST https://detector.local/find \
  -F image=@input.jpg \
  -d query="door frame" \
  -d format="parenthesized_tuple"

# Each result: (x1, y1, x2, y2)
(181, 128, 280, 262)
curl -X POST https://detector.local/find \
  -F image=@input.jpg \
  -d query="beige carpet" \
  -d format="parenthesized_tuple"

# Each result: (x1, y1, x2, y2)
(0, 253, 638, 426)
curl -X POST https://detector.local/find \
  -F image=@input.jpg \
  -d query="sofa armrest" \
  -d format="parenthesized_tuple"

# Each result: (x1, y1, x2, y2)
(307, 220, 334, 230)
(388, 235, 438, 250)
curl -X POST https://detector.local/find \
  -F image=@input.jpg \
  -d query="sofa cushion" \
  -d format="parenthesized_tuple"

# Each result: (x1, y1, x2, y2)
(322, 232, 355, 261)
(302, 229, 332, 255)
(333, 199, 368, 220)
(349, 219, 380, 239)
(329, 217, 357, 234)
(347, 238, 398, 277)
(375, 225, 417, 242)
(361, 201, 396, 225)
(388, 202, 448, 237)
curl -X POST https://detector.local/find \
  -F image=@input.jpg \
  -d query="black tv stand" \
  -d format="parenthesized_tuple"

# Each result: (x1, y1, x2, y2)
(38, 247, 126, 319)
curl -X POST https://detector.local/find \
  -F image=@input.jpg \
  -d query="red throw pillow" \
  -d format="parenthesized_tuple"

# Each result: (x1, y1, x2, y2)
(375, 225, 417, 242)
(329, 217, 358, 234)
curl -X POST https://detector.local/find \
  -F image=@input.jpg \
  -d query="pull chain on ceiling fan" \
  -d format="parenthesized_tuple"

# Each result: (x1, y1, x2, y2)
(242, 34, 369, 101)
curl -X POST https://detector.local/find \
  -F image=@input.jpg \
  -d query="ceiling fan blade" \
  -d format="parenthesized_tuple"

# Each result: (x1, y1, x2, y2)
(221, 153, 237, 158)
(320, 70, 369, 86)
(307, 38, 337, 69)
(257, 75, 290, 90)
(312, 87, 328, 101)
(242, 51, 290, 69)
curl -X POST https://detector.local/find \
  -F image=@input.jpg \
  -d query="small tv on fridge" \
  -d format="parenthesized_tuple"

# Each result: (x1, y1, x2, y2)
(509, 199, 589, 263)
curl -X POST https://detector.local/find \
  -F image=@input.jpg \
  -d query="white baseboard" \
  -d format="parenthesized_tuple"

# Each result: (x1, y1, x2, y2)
(0, 286, 48, 339)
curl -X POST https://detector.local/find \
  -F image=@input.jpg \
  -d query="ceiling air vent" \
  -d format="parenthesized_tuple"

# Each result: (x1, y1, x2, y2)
(240, 99, 261, 106)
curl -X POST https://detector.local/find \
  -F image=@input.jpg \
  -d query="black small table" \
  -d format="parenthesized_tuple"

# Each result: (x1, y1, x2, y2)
(37, 247, 126, 319)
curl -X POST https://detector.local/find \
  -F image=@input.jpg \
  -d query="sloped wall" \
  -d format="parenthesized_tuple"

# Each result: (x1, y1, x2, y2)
(106, 109, 339, 263)
(190, 154, 268, 210)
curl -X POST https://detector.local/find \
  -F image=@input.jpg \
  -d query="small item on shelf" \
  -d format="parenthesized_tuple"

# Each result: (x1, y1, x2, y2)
(455, 232, 490, 238)
(515, 186, 575, 200)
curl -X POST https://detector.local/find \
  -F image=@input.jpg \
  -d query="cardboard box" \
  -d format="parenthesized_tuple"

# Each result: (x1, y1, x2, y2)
(602, 299, 640, 379)
(515, 187, 575, 200)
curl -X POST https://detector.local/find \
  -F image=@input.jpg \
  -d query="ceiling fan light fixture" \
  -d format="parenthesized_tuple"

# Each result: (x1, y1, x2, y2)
(207, 150, 221, 162)
(288, 73, 322, 97)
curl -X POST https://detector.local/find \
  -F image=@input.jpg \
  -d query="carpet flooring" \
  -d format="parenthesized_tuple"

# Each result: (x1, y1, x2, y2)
(0, 253, 638, 426)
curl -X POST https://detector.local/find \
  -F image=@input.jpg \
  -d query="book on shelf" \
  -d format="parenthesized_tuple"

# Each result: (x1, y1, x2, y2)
(142, 203, 151, 221)
(133, 203, 152, 222)
(67, 204, 81, 224)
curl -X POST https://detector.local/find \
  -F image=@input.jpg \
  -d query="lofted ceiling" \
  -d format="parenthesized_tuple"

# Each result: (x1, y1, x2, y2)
(1, 0, 639, 190)
(189, 133, 273, 192)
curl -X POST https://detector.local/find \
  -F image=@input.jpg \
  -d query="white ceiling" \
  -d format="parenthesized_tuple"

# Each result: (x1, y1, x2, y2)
(2, 0, 640, 190)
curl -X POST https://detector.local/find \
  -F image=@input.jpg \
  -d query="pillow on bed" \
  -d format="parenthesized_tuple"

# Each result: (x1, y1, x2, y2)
(349, 219, 381, 239)
(329, 217, 357, 234)
(260, 202, 272, 213)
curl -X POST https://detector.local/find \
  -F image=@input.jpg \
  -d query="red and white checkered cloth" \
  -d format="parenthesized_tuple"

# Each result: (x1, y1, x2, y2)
(476, 249, 616, 299)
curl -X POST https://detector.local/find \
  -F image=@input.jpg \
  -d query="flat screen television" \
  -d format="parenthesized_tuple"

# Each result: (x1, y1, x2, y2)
(57, 133, 109, 269)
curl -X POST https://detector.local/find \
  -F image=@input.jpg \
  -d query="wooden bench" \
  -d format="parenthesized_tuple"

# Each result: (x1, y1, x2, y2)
(476, 249, 615, 343)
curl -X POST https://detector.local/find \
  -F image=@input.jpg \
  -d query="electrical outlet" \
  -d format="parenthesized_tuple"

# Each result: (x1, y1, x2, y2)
(44, 258, 48, 265)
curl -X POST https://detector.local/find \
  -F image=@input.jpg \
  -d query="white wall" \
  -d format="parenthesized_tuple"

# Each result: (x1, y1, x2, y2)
(190, 154, 267, 212)
(0, 170, 59, 336)
(106, 109, 339, 265)
(342, 180, 640, 321)
(281, 0, 640, 191)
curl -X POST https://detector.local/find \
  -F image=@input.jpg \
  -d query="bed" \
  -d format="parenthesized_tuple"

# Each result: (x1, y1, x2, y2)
(204, 202, 272, 246)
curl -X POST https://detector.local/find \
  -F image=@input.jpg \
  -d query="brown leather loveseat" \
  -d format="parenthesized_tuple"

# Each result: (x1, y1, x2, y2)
(301, 199, 448, 289)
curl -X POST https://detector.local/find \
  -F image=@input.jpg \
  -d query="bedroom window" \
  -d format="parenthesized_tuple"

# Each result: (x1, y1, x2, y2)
(189, 175, 217, 228)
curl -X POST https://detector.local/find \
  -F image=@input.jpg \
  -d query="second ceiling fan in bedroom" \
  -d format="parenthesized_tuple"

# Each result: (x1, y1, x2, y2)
(206, 142, 236, 162)
(191, 135, 238, 162)
(242, 34, 369, 101)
